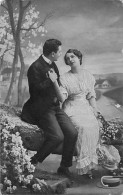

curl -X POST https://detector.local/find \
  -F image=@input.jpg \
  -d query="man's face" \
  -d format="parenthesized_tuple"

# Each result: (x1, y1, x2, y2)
(53, 46, 62, 61)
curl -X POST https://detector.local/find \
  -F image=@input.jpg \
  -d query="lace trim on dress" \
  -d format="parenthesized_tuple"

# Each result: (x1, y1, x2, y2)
(76, 155, 98, 175)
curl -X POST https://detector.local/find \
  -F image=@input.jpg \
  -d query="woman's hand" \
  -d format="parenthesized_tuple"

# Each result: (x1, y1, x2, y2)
(47, 69, 57, 83)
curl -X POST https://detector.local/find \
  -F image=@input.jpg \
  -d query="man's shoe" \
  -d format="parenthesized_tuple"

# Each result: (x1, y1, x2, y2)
(57, 166, 72, 177)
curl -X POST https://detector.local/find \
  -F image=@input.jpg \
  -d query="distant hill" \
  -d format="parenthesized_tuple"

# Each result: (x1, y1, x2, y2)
(103, 86, 123, 106)
(94, 73, 123, 86)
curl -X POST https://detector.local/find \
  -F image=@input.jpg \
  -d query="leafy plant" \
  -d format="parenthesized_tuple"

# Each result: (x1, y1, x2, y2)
(0, 114, 49, 194)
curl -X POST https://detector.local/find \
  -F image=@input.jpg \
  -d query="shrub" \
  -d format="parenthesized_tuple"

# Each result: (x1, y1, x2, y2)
(0, 114, 49, 194)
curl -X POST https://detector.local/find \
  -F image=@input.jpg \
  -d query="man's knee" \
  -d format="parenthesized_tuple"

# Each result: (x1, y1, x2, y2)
(70, 128, 78, 141)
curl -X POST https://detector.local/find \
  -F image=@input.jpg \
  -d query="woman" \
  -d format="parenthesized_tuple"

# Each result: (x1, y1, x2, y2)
(48, 49, 120, 177)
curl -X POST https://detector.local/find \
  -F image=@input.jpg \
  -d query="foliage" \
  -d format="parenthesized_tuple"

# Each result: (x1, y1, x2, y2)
(0, 0, 48, 64)
(0, 0, 53, 105)
(0, 114, 50, 194)
(97, 112, 123, 145)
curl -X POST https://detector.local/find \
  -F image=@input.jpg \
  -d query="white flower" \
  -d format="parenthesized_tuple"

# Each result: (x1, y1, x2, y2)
(11, 134, 17, 143)
(3, 142, 7, 147)
(2, 129, 9, 134)
(4, 177, 7, 181)
(1, 117, 48, 193)
(26, 174, 33, 180)
(3, 133, 9, 139)
(14, 165, 22, 173)
(12, 185, 17, 190)
(16, 136, 23, 144)
(26, 163, 35, 172)
(23, 154, 30, 162)
(23, 178, 30, 185)
(6, 186, 12, 193)
(32, 183, 41, 191)
(11, 148, 20, 157)
(18, 175, 24, 183)
(4, 179, 11, 186)
(15, 132, 20, 136)
(1, 168, 7, 174)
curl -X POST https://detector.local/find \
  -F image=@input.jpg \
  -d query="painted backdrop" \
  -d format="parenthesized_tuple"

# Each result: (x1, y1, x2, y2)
(0, 0, 123, 120)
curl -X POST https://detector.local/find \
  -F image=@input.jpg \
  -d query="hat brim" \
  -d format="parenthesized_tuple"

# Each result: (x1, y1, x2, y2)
(102, 164, 118, 171)
(96, 181, 120, 189)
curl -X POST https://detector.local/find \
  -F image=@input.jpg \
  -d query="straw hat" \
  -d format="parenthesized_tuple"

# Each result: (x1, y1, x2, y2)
(96, 176, 121, 189)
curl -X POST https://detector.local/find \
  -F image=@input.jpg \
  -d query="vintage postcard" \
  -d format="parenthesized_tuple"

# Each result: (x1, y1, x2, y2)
(0, 0, 123, 195)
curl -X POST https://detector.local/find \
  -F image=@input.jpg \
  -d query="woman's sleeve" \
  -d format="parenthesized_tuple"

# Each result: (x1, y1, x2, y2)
(59, 75, 68, 99)
(86, 71, 96, 99)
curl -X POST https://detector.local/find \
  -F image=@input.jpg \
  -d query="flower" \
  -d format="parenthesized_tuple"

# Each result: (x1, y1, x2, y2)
(1, 114, 48, 194)
(6, 186, 12, 193)
(12, 186, 17, 190)
(32, 183, 41, 192)
(97, 112, 123, 144)
(4, 178, 11, 186)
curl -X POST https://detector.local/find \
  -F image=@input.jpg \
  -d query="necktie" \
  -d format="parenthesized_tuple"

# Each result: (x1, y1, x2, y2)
(49, 63, 54, 69)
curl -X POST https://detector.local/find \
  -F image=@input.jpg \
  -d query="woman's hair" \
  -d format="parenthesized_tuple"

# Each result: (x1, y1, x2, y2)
(64, 49, 83, 65)
(43, 39, 62, 56)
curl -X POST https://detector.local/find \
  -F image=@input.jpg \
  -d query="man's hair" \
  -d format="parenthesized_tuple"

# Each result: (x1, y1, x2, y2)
(43, 39, 62, 56)
(64, 49, 83, 65)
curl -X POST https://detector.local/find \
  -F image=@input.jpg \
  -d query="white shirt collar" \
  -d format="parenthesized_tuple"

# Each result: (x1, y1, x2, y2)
(42, 54, 52, 65)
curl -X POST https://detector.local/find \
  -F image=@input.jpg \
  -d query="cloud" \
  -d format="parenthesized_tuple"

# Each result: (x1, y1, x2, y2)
(27, 0, 123, 73)
(47, 14, 97, 39)
(85, 52, 123, 73)
(46, 1, 123, 54)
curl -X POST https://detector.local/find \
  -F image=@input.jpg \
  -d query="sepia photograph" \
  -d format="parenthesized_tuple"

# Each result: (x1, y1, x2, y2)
(0, 0, 123, 194)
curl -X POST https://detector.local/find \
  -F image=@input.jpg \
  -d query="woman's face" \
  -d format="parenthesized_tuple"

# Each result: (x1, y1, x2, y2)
(65, 52, 81, 67)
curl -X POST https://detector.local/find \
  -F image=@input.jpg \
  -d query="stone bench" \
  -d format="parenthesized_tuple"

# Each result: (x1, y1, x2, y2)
(0, 103, 77, 155)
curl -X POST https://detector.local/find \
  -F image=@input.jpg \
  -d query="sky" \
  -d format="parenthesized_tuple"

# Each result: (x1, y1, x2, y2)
(32, 0, 123, 74)
(1, 0, 123, 74)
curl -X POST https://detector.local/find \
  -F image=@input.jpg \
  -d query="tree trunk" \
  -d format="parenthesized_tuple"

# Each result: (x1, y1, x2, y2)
(0, 55, 4, 73)
(4, 0, 24, 105)
(4, 43, 19, 105)
(17, 48, 25, 107)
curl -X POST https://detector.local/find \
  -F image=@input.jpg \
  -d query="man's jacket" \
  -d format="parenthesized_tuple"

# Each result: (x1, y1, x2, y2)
(21, 55, 60, 124)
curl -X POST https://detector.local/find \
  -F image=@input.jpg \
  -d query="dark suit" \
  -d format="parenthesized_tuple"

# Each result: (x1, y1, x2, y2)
(21, 55, 78, 167)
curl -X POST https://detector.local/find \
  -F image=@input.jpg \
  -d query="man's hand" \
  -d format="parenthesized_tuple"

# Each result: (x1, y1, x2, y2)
(47, 68, 57, 83)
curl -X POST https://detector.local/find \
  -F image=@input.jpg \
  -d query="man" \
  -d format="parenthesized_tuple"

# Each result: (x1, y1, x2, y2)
(21, 39, 78, 177)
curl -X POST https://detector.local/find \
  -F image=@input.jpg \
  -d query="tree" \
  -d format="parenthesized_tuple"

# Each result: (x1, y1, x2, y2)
(1, 0, 54, 106)
(0, 14, 14, 72)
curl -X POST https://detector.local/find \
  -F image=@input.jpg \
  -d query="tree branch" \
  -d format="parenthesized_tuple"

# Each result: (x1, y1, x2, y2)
(41, 10, 55, 26)
(1, 4, 8, 11)
(22, 0, 31, 11)
(20, 10, 55, 32)
(20, 19, 38, 31)
(6, 0, 16, 38)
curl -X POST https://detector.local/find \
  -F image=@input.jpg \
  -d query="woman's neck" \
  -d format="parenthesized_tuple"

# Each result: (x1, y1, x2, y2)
(71, 66, 81, 74)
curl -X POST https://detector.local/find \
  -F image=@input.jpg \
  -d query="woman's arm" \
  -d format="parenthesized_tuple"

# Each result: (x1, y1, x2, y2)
(48, 69, 67, 103)
(88, 95, 98, 117)
(85, 71, 99, 117)
(53, 81, 66, 103)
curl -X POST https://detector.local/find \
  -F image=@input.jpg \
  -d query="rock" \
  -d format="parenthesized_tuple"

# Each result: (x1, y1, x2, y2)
(0, 103, 77, 155)
(0, 103, 44, 151)
(32, 169, 72, 194)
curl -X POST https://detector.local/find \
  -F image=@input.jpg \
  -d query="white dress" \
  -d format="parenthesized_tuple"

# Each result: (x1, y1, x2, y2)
(60, 69, 120, 175)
